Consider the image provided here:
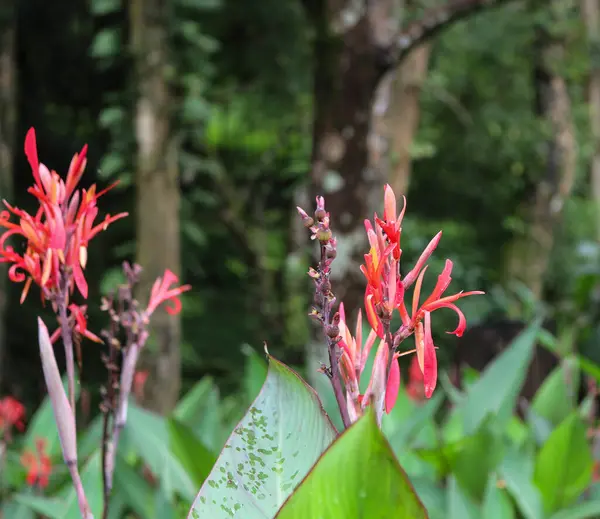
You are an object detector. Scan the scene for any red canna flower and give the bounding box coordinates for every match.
[0,396,26,433]
[0,128,127,304]
[144,269,192,318]
[21,437,52,489]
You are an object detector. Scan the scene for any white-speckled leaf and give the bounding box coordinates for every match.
[187,356,337,519]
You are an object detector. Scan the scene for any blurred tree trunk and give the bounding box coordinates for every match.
[505,3,577,299]
[582,0,600,240]
[130,0,182,414]
[371,42,431,196]
[0,0,15,393]
[297,0,514,379]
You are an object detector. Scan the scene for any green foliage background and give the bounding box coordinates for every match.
[2,0,599,450]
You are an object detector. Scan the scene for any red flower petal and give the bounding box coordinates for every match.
[423,311,438,398]
[24,128,41,190]
[385,356,401,414]
[364,292,384,339]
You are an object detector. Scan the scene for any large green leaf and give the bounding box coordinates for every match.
[461,319,541,435]
[499,445,543,519]
[482,475,515,519]
[275,408,427,519]
[383,390,444,450]
[411,478,445,519]
[187,356,337,519]
[549,501,600,519]
[0,501,35,519]
[450,420,504,501]
[174,376,225,452]
[531,357,579,426]
[534,413,593,514]
[447,476,479,519]
[168,418,216,486]
[122,403,197,502]
[12,496,62,519]
[114,456,156,519]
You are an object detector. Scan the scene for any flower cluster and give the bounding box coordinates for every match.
[358,186,483,406]
[0,128,127,322]
[20,437,52,489]
[300,185,483,426]
[0,396,26,435]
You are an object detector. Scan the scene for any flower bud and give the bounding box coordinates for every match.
[296,207,314,227]
[314,208,327,222]
[316,228,332,242]
[326,324,340,338]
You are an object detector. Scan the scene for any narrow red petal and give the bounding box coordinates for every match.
[365,292,384,339]
[422,259,453,307]
[72,262,88,299]
[24,128,41,189]
[423,311,438,398]
[402,231,442,288]
[385,356,401,414]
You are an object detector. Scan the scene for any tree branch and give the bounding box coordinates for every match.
[381,0,518,71]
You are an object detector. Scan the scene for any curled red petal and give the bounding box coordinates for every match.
[165,296,183,315]
[436,302,468,337]
[8,264,26,283]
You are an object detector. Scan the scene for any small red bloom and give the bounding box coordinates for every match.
[144,269,191,318]
[0,396,26,433]
[21,437,52,489]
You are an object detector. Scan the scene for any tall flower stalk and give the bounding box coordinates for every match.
[99,263,190,519]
